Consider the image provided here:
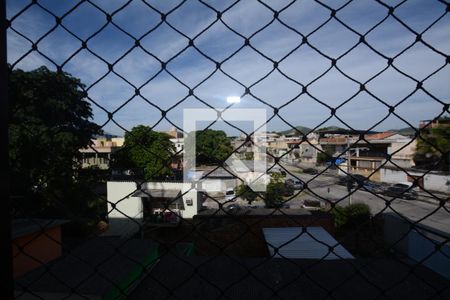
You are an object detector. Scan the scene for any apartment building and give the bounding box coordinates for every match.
[329,132,416,181]
[79,136,124,169]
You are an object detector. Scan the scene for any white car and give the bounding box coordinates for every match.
[225,189,237,201]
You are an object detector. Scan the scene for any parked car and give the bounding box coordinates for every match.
[384,185,418,200]
[275,202,290,209]
[226,203,241,213]
[283,183,294,196]
[362,182,383,194]
[279,203,290,209]
[266,201,290,209]
[225,188,237,201]
[337,174,367,186]
[393,183,418,191]
[302,199,321,210]
[303,168,319,175]
[287,179,304,190]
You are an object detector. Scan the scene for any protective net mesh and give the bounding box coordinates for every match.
[6,0,450,299]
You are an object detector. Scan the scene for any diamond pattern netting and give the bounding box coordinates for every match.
[6,0,450,299]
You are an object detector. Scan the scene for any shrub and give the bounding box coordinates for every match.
[332,203,371,231]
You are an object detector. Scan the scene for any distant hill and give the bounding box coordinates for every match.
[389,127,417,136]
[278,126,312,136]
[315,126,347,133]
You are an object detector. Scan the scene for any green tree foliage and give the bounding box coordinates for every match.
[244,152,254,161]
[9,66,102,217]
[185,129,233,165]
[331,203,371,231]
[414,119,450,170]
[316,145,334,165]
[235,183,258,204]
[264,173,285,208]
[111,125,175,180]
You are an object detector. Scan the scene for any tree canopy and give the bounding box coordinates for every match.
[264,173,285,208]
[235,183,258,204]
[9,66,102,216]
[414,119,450,170]
[111,125,175,180]
[184,129,233,166]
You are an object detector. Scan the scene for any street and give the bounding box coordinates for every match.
[203,167,450,236]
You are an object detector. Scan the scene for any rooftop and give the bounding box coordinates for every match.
[12,219,68,239]
[130,189,182,199]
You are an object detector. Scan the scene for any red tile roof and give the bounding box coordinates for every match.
[365,131,396,140]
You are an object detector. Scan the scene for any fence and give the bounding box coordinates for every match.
[4,0,450,299]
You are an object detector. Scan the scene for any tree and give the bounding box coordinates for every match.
[9,66,102,216]
[264,173,285,208]
[331,203,371,231]
[414,119,450,170]
[111,125,175,180]
[316,145,334,165]
[235,183,258,204]
[185,129,233,165]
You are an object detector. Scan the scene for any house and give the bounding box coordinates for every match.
[79,136,124,169]
[337,132,416,181]
[105,181,203,238]
[166,126,183,139]
[286,134,320,165]
[317,130,415,181]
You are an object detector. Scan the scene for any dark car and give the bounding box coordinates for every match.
[270,202,290,209]
[283,182,294,196]
[384,185,418,200]
[337,174,367,186]
[362,182,383,194]
[303,168,319,175]
[226,203,241,213]
[286,178,304,190]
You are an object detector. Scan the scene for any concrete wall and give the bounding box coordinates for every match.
[380,168,450,192]
[106,181,142,238]
[423,173,450,193]
[379,168,407,184]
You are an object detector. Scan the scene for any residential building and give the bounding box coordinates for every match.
[318,131,415,181]
[105,181,203,237]
[79,136,124,169]
[286,133,320,165]
[167,126,183,139]
[419,118,450,130]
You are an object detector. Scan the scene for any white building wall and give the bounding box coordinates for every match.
[379,168,408,184]
[424,174,450,193]
[106,181,202,237]
[106,181,141,238]
[380,168,450,192]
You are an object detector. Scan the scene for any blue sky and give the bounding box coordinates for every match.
[6,0,450,136]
